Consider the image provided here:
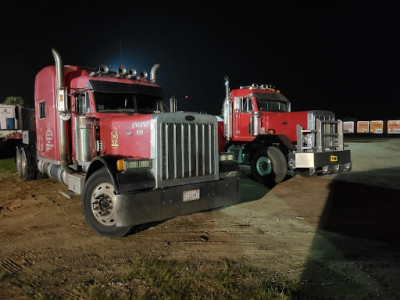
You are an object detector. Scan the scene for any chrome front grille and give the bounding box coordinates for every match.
[152,113,219,188]
[161,123,215,180]
[297,110,343,153]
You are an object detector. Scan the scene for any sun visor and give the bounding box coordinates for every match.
[88,80,164,98]
[253,92,289,102]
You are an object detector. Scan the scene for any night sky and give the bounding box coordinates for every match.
[1,2,399,120]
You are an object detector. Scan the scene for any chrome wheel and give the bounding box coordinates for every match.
[20,147,27,179]
[251,147,288,184]
[256,156,272,176]
[83,168,132,238]
[91,183,117,226]
[16,147,22,177]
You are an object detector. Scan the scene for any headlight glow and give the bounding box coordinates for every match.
[117,158,152,171]
[219,152,235,161]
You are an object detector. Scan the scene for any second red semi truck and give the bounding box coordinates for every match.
[16,50,240,238]
[221,76,351,184]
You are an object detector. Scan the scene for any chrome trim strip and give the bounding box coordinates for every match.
[173,123,177,179]
[181,124,185,178]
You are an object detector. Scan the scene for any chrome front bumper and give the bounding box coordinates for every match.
[289,150,351,174]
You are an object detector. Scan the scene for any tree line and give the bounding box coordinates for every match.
[2,96,24,107]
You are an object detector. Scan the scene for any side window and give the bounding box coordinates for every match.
[234,97,253,112]
[39,101,46,119]
[76,93,91,115]
[233,97,241,111]
[241,97,253,112]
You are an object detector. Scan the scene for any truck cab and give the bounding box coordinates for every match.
[229,85,300,142]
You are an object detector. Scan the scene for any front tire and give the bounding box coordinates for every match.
[251,146,288,184]
[82,168,132,238]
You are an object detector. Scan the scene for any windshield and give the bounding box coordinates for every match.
[256,99,289,112]
[253,92,290,112]
[94,92,163,114]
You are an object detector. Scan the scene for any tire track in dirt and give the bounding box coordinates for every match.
[1,258,22,273]
[0,256,42,292]
[0,239,86,300]
[1,238,40,258]
[0,205,22,216]
[0,237,44,291]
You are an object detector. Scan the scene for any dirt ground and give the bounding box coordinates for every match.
[1,137,400,299]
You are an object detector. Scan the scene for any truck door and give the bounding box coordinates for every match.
[233,96,254,141]
[36,99,59,161]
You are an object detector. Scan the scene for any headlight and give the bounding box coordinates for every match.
[219,152,235,161]
[117,158,152,171]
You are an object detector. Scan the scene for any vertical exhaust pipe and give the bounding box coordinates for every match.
[52,49,64,93]
[150,64,160,84]
[169,96,177,112]
[223,76,232,141]
[51,48,72,183]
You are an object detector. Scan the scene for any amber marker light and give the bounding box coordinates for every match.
[117,159,125,171]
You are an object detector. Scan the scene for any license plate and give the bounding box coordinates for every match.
[330,155,338,162]
[183,189,200,202]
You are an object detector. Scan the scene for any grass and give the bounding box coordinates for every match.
[0,270,9,281]
[0,158,16,181]
[77,258,299,300]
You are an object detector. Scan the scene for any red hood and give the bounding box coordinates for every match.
[262,111,309,142]
[99,114,153,158]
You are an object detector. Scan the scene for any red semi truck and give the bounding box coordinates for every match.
[221,77,351,184]
[16,49,240,238]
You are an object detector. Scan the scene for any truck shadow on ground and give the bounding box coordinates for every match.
[299,168,400,299]
[239,175,272,204]
[238,166,273,204]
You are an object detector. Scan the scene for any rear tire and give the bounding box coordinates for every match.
[82,168,132,238]
[251,146,288,184]
[20,146,37,180]
[16,146,23,178]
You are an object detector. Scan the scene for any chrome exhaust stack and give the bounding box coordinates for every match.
[52,49,64,100]
[51,48,72,183]
[150,64,160,84]
[223,76,232,141]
